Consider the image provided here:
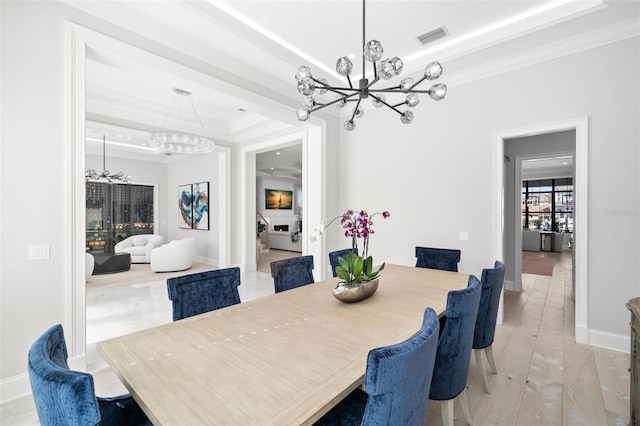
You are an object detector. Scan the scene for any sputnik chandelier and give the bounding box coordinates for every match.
[148,87,216,155]
[85,135,132,184]
[295,0,447,131]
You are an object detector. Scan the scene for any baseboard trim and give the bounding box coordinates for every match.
[195,256,218,267]
[504,279,521,291]
[0,373,31,406]
[1,352,88,405]
[588,328,630,354]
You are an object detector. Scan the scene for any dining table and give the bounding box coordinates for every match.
[97,263,469,425]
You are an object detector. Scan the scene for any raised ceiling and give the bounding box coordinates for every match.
[73,0,638,170]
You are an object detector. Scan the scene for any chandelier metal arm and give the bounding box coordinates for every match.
[370,88,433,94]
[366,76,381,90]
[350,98,363,122]
[369,94,404,116]
[408,75,428,91]
[311,78,355,96]
[309,92,359,113]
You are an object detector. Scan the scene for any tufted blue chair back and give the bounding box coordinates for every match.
[429,275,481,401]
[167,267,241,321]
[473,261,506,350]
[315,308,440,426]
[270,255,314,293]
[361,307,440,425]
[328,247,358,277]
[28,325,150,426]
[28,324,101,425]
[415,246,461,272]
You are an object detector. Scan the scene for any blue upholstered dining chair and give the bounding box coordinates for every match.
[473,260,506,394]
[270,255,314,293]
[315,307,440,426]
[167,267,241,321]
[328,248,358,278]
[415,246,461,272]
[429,275,482,426]
[28,324,150,426]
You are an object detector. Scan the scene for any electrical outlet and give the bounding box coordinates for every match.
[459,231,469,241]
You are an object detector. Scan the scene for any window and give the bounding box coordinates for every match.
[86,182,155,253]
[522,178,573,232]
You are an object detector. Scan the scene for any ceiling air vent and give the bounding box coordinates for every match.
[417,26,449,46]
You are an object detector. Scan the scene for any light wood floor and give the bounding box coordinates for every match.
[2,251,630,425]
[425,250,630,425]
[257,248,302,273]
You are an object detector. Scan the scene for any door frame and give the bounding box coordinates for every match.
[494,117,588,343]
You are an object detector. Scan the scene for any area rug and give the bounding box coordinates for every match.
[522,256,556,276]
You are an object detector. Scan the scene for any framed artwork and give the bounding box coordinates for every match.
[265,189,293,210]
[178,182,210,230]
[178,184,193,229]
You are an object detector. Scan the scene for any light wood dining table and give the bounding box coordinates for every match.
[97,263,469,425]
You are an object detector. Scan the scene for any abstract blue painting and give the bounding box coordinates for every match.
[178,182,210,230]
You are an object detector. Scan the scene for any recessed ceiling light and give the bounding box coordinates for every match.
[270,167,274,170]
[276,152,281,155]
[562,162,568,165]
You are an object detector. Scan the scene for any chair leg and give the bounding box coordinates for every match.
[440,399,454,426]
[475,349,490,394]
[485,345,497,375]
[458,388,473,425]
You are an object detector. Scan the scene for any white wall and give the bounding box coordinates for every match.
[336,37,639,345]
[86,154,168,237]
[1,0,73,389]
[166,153,220,264]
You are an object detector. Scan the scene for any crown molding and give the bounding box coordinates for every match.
[349,17,639,115]
[445,18,639,88]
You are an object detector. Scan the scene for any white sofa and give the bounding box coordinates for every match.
[115,234,164,263]
[150,238,196,272]
[85,253,95,281]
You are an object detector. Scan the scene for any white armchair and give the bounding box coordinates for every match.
[150,238,196,272]
[115,234,164,263]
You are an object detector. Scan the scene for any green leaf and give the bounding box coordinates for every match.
[363,256,373,275]
[335,266,350,282]
[352,256,364,283]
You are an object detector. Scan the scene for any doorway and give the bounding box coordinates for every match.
[68,24,326,365]
[495,117,588,343]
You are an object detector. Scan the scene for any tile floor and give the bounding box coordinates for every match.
[1,267,276,425]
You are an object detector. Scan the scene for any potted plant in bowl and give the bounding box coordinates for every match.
[312,209,390,302]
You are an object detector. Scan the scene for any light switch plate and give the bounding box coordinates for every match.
[459,231,470,241]
[29,245,50,260]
